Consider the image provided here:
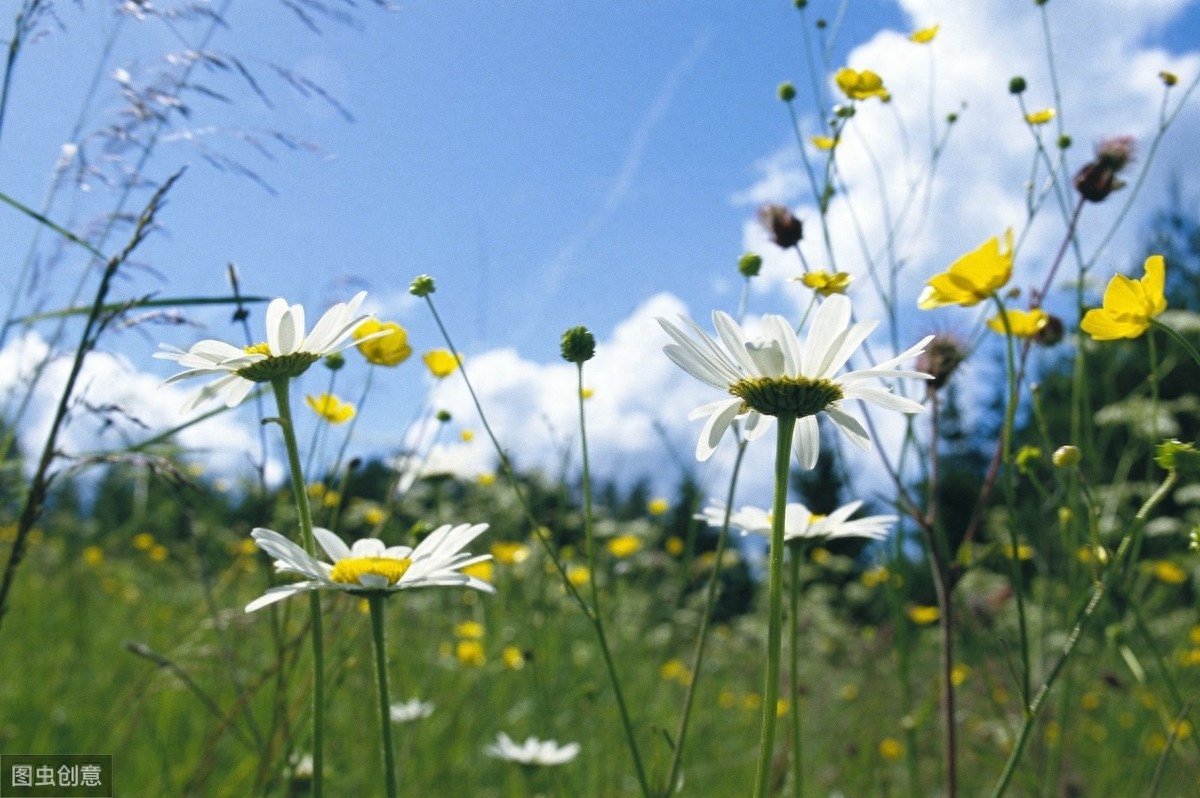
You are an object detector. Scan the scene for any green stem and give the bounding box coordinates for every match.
[788,545,803,798]
[576,363,652,798]
[1149,318,1200,371]
[753,413,797,798]
[368,595,398,798]
[270,377,325,798]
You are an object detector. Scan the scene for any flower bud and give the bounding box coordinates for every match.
[1035,314,1064,346]
[1052,445,1081,468]
[323,352,346,371]
[816,18,827,29]
[1160,71,1178,87]
[436,409,452,423]
[794,0,808,8]
[916,334,965,390]
[560,326,596,364]
[1074,135,1135,202]
[409,274,436,296]
[738,252,763,277]
[1008,76,1027,94]
[758,204,804,248]
[778,82,797,102]
[1057,134,1072,150]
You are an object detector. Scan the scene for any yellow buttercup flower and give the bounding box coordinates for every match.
[1080,255,1167,340]
[1025,108,1056,125]
[879,737,904,760]
[423,349,462,378]
[988,307,1048,337]
[810,135,837,150]
[502,646,526,670]
[306,393,356,424]
[354,319,413,366]
[455,639,485,667]
[491,541,530,565]
[454,620,485,639]
[795,270,853,296]
[907,605,940,625]
[909,24,939,44]
[1152,560,1188,585]
[647,497,670,516]
[606,535,642,558]
[835,68,889,101]
[918,229,1014,309]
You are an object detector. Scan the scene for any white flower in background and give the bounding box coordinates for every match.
[485,732,581,766]
[389,699,435,723]
[658,294,932,468]
[697,499,897,543]
[244,523,494,612]
[156,291,386,410]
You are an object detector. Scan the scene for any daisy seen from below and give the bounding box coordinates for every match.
[1080,255,1166,340]
[156,291,387,410]
[245,522,494,612]
[658,294,932,469]
[697,499,897,543]
[917,230,1013,309]
[486,732,581,766]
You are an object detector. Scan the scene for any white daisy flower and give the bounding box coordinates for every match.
[697,499,897,543]
[156,291,388,410]
[485,732,581,766]
[389,698,435,723]
[245,523,494,612]
[658,294,933,468]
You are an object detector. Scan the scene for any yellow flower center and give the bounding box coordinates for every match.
[329,556,412,587]
[730,376,844,418]
[244,342,272,356]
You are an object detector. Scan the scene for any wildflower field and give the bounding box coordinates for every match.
[3,2,1200,797]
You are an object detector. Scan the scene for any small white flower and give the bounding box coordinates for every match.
[658,294,932,468]
[697,499,897,543]
[156,291,387,410]
[244,523,494,612]
[485,732,580,766]
[389,698,435,723]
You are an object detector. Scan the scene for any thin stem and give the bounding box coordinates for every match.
[753,413,797,798]
[576,363,652,798]
[788,546,804,798]
[269,377,325,798]
[1149,318,1200,371]
[368,595,398,798]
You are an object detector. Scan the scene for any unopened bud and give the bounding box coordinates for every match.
[1035,314,1064,346]
[1052,445,1081,468]
[1159,71,1178,87]
[758,204,804,248]
[324,352,345,371]
[436,409,452,423]
[1009,76,1027,94]
[409,275,436,297]
[1057,134,1072,150]
[738,253,763,277]
[778,82,797,102]
[560,326,596,364]
[1074,136,1135,202]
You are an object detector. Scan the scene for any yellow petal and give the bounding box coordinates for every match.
[1025,108,1056,125]
[810,135,837,150]
[909,24,939,44]
[1141,255,1167,315]
[1081,308,1144,340]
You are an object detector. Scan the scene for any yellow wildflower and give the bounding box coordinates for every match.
[950,664,972,686]
[810,135,837,150]
[1081,692,1101,711]
[455,640,485,667]
[909,24,938,44]
[322,490,341,508]
[82,546,104,568]
[132,532,155,551]
[491,541,530,565]
[660,659,687,682]
[718,690,737,709]
[1004,543,1035,561]
[606,535,642,558]
[502,646,526,670]
[861,566,889,588]
[879,738,904,760]
[776,699,789,717]
[795,270,853,296]
[665,537,685,556]
[1152,560,1188,585]
[363,507,386,527]
[1080,255,1167,340]
[149,544,169,562]
[987,308,1048,337]
[835,67,889,101]
[353,319,413,366]
[580,387,595,399]
[1025,108,1056,125]
[741,693,763,711]
[423,349,462,378]
[454,620,485,639]
[647,497,670,516]
[460,429,474,442]
[462,560,494,583]
[907,605,940,625]
[476,473,496,487]
[918,229,1013,309]
[566,564,590,587]
[306,392,356,424]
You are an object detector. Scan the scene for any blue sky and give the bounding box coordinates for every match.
[3,0,1200,506]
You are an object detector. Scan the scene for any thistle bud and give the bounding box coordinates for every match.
[409,274,436,297]
[778,82,797,102]
[916,334,965,390]
[738,252,763,277]
[758,204,804,248]
[1073,135,1135,203]
[560,326,596,364]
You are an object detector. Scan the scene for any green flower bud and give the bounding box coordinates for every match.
[324,352,346,371]
[738,252,763,277]
[815,18,827,29]
[436,409,452,423]
[409,275,436,297]
[560,325,596,364]
[1051,445,1081,468]
[946,112,959,124]
[794,0,808,8]
[1057,134,1072,150]
[1009,76,1027,95]
[778,82,797,102]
